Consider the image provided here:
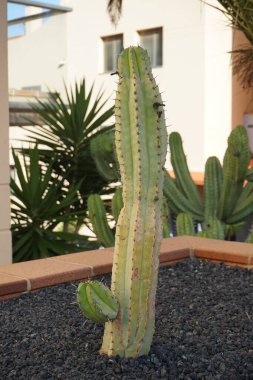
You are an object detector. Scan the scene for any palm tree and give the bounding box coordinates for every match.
[209,1,253,89]
[107,0,122,25]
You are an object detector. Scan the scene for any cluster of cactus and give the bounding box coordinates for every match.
[163,126,253,240]
[78,46,167,357]
[175,213,224,239]
[89,126,253,243]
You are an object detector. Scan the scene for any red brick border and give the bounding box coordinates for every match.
[0,236,252,300]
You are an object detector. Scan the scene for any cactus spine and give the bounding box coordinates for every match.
[100,47,167,357]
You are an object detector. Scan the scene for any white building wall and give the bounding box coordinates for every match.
[62,0,232,171]
[203,0,232,164]
[8,14,68,95]
[8,0,232,171]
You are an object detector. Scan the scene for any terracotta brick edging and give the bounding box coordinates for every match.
[0,236,253,301]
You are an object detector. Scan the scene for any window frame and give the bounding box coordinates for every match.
[101,33,124,74]
[137,27,163,68]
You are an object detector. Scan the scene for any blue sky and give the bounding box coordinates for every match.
[8,0,59,37]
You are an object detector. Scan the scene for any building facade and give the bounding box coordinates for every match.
[9,0,250,172]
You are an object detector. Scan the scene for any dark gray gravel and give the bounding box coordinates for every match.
[1,259,253,379]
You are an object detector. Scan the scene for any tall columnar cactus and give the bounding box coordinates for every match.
[176,213,195,236]
[78,46,167,358]
[218,125,250,220]
[203,157,222,222]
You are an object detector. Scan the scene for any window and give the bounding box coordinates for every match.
[138,28,163,67]
[102,34,123,73]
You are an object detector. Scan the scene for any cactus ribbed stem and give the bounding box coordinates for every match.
[163,171,203,221]
[218,126,250,220]
[204,157,222,222]
[100,47,167,357]
[176,213,195,236]
[88,194,115,247]
[162,196,171,238]
[169,132,203,213]
[112,187,123,223]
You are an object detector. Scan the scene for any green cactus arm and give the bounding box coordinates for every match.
[227,125,250,182]
[169,132,203,212]
[236,182,253,204]
[88,194,115,247]
[218,126,250,220]
[77,281,119,323]
[162,196,171,238]
[101,47,167,357]
[90,130,119,181]
[176,213,195,236]
[204,156,222,222]
[163,170,204,221]
[226,191,253,224]
[111,187,123,223]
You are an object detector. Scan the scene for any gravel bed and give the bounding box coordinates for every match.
[1,259,253,379]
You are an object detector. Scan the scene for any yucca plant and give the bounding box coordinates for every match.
[22,79,115,233]
[11,147,98,262]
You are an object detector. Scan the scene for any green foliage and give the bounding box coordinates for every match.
[88,194,115,247]
[11,147,96,262]
[111,187,123,223]
[169,132,203,213]
[90,129,119,182]
[211,1,253,89]
[25,79,115,215]
[164,126,253,240]
[87,188,123,247]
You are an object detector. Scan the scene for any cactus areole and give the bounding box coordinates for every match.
[78,46,167,357]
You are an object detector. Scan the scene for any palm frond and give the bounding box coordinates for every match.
[107,0,122,25]
[11,146,95,262]
[204,0,253,88]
